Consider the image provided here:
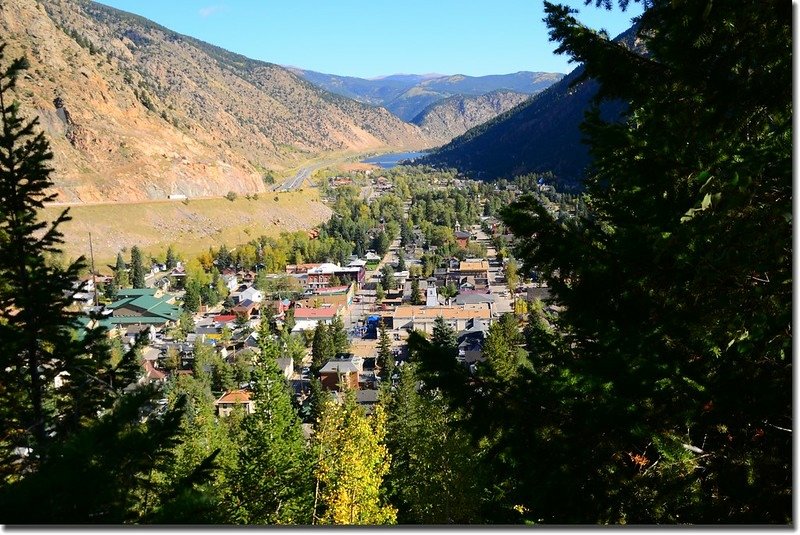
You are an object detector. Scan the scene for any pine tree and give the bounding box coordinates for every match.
[409,277,422,305]
[396,249,406,272]
[504,258,519,294]
[165,245,177,270]
[0,46,211,522]
[227,332,313,524]
[113,251,128,289]
[418,0,791,523]
[430,317,457,356]
[400,220,412,248]
[328,315,349,355]
[307,376,331,425]
[375,282,385,303]
[155,363,238,524]
[479,313,527,382]
[283,307,296,334]
[216,244,232,268]
[380,265,395,292]
[384,363,487,523]
[311,323,334,371]
[183,278,201,314]
[376,321,393,380]
[373,231,390,256]
[130,245,146,288]
[0,46,113,463]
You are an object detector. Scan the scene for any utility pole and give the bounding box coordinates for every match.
[88,232,98,306]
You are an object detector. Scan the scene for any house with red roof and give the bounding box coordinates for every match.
[213,314,238,327]
[214,389,255,417]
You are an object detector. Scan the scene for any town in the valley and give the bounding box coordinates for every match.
[70,166,579,422]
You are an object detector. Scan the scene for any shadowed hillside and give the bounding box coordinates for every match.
[420,27,642,189]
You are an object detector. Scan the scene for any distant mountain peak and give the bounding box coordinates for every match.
[295,69,564,125]
[368,72,445,81]
[419,25,643,189]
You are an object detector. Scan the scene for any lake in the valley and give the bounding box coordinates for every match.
[360,151,425,169]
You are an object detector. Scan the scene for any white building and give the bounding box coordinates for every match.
[426,285,439,307]
[238,286,263,303]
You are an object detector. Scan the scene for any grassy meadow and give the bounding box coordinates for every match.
[42,190,333,270]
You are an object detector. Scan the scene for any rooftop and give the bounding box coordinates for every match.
[460,260,489,272]
[319,360,359,374]
[108,288,180,322]
[392,305,492,321]
[455,293,497,305]
[215,389,252,404]
[293,307,340,319]
[297,293,350,309]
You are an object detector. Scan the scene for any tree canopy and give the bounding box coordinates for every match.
[416,0,791,524]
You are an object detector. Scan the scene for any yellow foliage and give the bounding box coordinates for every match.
[314,397,396,525]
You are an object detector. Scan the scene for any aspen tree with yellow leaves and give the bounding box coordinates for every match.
[312,393,396,525]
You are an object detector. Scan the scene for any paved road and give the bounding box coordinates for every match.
[274,166,313,192]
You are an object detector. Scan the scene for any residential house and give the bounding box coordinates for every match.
[319,356,360,391]
[236,270,258,284]
[212,314,238,328]
[238,286,263,304]
[231,299,260,317]
[276,357,294,380]
[124,324,157,345]
[141,359,167,384]
[222,273,238,293]
[291,306,341,333]
[459,259,490,289]
[214,389,255,417]
[455,230,471,248]
[364,251,382,263]
[355,389,379,415]
[169,263,187,287]
[70,275,96,306]
[457,318,491,365]
[347,258,367,270]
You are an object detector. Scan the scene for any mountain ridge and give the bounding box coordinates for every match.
[410,90,532,141]
[292,68,564,122]
[419,26,643,189]
[0,0,435,202]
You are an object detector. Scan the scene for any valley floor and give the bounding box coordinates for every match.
[41,190,333,268]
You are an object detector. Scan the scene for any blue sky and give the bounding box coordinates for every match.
[94,0,644,78]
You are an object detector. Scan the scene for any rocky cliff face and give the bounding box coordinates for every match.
[411,90,531,140]
[0,0,433,202]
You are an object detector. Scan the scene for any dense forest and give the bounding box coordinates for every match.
[415,0,791,523]
[0,0,791,525]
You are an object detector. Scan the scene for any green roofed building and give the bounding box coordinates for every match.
[106,288,181,329]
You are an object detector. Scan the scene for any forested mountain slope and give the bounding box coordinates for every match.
[420,27,640,189]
